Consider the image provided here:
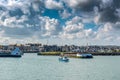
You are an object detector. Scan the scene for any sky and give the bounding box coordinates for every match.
[0,0,120,45]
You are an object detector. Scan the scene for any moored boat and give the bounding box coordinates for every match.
[76,53,93,58]
[0,47,23,57]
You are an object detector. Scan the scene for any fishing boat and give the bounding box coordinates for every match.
[59,56,69,62]
[59,52,69,62]
[0,47,23,57]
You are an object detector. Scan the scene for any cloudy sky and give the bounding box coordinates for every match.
[0,0,120,45]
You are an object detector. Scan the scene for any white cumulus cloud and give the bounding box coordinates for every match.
[45,0,63,9]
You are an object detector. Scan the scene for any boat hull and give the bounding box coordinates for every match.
[77,56,93,58]
[0,47,22,58]
[0,54,21,57]
[59,57,69,62]
[76,53,93,58]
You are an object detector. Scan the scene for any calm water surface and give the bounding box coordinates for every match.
[0,54,120,80]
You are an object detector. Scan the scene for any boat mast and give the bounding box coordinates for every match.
[85,36,89,53]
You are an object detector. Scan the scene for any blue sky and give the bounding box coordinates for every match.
[0,0,120,45]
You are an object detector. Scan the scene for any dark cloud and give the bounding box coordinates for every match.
[9,8,24,17]
[76,0,101,12]
[113,0,120,8]
[68,0,120,23]
[98,0,120,23]
[0,5,6,11]
[99,7,119,23]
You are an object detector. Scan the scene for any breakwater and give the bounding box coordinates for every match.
[37,52,61,56]
[37,52,120,58]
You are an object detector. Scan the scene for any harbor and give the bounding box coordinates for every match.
[0,0,120,80]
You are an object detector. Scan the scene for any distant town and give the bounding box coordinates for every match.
[0,43,120,53]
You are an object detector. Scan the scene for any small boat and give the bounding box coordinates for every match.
[0,47,23,57]
[59,56,69,62]
[76,53,93,58]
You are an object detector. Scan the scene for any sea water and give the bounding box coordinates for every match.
[0,54,120,80]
